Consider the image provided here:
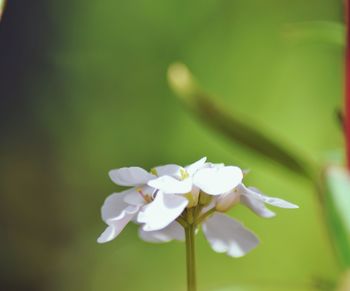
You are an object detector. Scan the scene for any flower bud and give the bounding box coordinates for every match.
[199,192,212,206]
[215,190,240,212]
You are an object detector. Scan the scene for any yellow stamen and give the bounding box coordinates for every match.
[150,168,158,176]
[180,168,189,180]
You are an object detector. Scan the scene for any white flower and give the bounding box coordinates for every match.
[215,183,299,215]
[98,158,299,259]
[148,157,244,196]
[97,165,188,243]
[202,182,298,257]
[146,161,298,257]
[199,182,298,257]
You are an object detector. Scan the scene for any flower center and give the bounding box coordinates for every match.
[150,168,158,176]
[137,188,153,203]
[180,168,189,180]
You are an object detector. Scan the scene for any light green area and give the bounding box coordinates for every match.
[3,0,346,290]
[324,167,350,268]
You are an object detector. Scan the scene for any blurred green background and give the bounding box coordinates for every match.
[0,1,346,290]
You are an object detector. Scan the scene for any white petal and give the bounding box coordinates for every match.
[193,166,243,195]
[101,190,130,222]
[137,192,188,231]
[148,175,192,194]
[240,195,276,218]
[97,205,139,243]
[123,190,145,206]
[185,157,207,176]
[138,221,185,243]
[109,167,155,186]
[237,184,299,209]
[202,213,259,257]
[153,164,183,177]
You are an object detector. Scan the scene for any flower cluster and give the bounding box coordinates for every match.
[97,157,298,257]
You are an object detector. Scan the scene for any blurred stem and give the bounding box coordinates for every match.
[345,0,350,169]
[185,217,196,291]
[167,63,317,181]
[320,166,350,269]
[183,205,215,291]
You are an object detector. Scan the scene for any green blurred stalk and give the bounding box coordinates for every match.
[323,166,350,269]
[345,0,350,169]
[167,63,316,181]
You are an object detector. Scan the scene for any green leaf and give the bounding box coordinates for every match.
[167,63,315,179]
[323,166,350,268]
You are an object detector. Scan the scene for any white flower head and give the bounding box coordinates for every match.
[98,157,299,259]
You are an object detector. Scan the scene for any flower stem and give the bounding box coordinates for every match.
[345,0,350,170]
[185,217,197,291]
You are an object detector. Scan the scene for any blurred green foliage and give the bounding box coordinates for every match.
[167,62,316,179]
[0,0,346,290]
[324,167,350,268]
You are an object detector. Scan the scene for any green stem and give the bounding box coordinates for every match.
[185,224,196,291]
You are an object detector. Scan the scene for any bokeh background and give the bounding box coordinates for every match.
[0,1,346,290]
